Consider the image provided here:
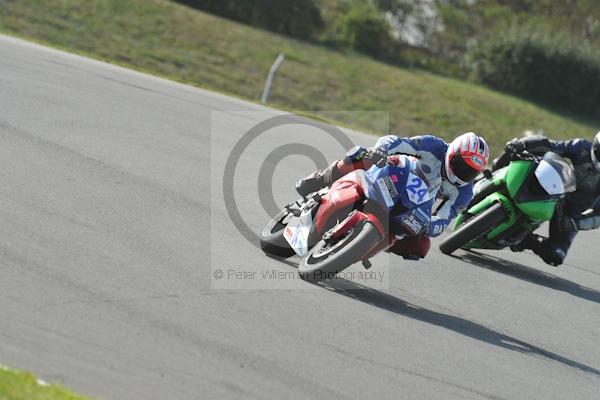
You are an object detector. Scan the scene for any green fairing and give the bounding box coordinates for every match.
[453,160,558,250]
[517,200,557,221]
[492,165,508,184]
[505,160,532,199]
[505,160,558,221]
[453,212,465,227]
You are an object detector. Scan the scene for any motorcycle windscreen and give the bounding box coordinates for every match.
[534,152,576,196]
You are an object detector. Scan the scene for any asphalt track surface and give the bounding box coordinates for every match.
[1,34,599,400]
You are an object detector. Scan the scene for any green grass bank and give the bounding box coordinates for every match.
[0,365,89,400]
[0,0,597,151]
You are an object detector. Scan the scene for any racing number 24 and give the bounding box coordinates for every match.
[406,176,427,203]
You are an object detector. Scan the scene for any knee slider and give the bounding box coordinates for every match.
[539,240,567,266]
[389,234,430,259]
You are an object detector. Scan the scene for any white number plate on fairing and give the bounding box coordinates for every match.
[406,172,430,205]
[283,209,313,256]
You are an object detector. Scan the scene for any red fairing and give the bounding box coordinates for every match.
[314,170,386,239]
[314,171,365,236]
[329,211,386,240]
[330,211,367,239]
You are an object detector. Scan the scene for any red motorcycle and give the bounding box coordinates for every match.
[260,156,434,282]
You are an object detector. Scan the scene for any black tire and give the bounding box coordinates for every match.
[298,221,382,282]
[260,201,302,258]
[439,202,507,255]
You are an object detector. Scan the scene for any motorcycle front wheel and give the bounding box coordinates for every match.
[298,221,382,282]
[260,200,303,258]
[439,202,507,255]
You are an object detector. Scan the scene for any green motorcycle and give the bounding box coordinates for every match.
[439,151,576,255]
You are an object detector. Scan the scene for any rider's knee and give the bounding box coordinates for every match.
[389,234,430,259]
[538,240,567,266]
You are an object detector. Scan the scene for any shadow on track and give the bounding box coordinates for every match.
[266,252,600,376]
[454,250,600,305]
[317,278,600,377]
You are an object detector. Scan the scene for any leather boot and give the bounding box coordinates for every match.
[295,161,343,197]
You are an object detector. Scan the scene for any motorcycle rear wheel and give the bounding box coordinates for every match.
[298,221,382,282]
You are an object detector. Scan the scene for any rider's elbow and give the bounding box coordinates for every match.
[427,222,447,237]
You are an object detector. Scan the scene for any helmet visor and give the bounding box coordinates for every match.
[594,141,600,168]
[449,155,479,183]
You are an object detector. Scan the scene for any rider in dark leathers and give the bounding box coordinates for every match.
[492,132,600,266]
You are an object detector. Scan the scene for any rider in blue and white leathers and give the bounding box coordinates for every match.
[296,132,490,259]
[374,135,473,237]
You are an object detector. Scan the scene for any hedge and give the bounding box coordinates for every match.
[471,32,600,117]
[174,0,324,39]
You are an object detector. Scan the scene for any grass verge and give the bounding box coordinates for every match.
[0,0,598,151]
[0,365,89,400]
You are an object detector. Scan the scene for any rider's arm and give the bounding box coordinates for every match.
[510,136,588,162]
[427,183,473,237]
[375,135,446,159]
[510,135,555,155]
[548,138,592,163]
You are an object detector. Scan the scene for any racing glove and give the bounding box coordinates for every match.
[343,146,369,164]
[505,138,526,155]
[366,147,388,168]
